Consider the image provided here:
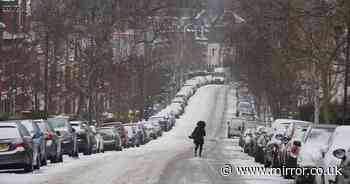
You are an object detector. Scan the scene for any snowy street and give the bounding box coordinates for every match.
[0,85,291,184]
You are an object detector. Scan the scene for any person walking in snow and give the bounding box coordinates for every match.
[189,121,206,157]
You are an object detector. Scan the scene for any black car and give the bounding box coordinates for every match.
[34,119,63,163]
[0,121,36,172]
[47,117,79,157]
[97,127,122,151]
[70,121,95,155]
[21,120,46,168]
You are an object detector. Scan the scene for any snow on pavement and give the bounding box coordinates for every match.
[0,85,224,184]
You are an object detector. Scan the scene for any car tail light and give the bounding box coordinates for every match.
[290,145,300,158]
[46,132,54,140]
[10,142,25,151]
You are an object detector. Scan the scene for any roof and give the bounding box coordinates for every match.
[0,121,18,127]
[272,119,311,125]
[312,124,337,129]
[335,126,350,133]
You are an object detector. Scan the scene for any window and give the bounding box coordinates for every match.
[0,126,21,139]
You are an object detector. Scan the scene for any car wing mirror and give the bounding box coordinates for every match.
[282,137,289,144]
[320,145,328,158]
[56,131,61,136]
[333,148,346,160]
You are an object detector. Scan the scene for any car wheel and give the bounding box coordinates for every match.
[24,163,34,172]
[58,153,63,162]
[243,145,249,153]
[117,146,123,151]
[263,157,270,168]
[336,175,344,184]
[271,155,280,168]
[34,155,41,170]
[41,156,47,166]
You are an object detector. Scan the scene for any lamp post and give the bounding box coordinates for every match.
[179,23,194,87]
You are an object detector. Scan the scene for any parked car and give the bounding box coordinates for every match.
[238,120,263,147]
[213,76,225,84]
[314,126,350,184]
[102,122,128,148]
[280,124,309,178]
[254,128,269,163]
[34,119,63,163]
[21,120,46,168]
[271,119,308,131]
[264,129,285,168]
[332,148,350,184]
[237,102,254,117]
[97,127,122,151]
[0,121,36,172]
[143,122,157,140]
[47,117,79,157]
[250,126,265,157]
[295,124,337,184]
[133,122,146,145]
[227,118,244,138]
[149,116,171,132]
[90,125,104,153]
[243,128,255,154]
[70,121,94,155]
[151,120,162,137]
[169,103,184,118]
[172,97,187,109]
[124,124,140,147]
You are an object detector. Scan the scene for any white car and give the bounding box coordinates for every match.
[172,97,187,108]
[271,119,308,132]
[314,126,350,184]
[296,124,337,184]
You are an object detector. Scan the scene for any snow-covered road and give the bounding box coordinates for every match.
[0,85,293,184]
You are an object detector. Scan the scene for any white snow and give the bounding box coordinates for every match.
[0,85,224,184]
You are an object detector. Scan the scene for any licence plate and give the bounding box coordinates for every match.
[0,144,9,152]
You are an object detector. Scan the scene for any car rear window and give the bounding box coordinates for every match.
[0,126,21,139]
[21,121,35,134]
[36,122,48,132]
[306,128,333,143]
[48,118,68,131]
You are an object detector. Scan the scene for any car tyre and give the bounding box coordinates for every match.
[41,156,47,166]
[24,163,34,172]
[34,156,41,170]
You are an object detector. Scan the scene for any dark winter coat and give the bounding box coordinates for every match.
[191,126,206,145]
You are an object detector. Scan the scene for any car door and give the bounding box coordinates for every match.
[18,123,34,158]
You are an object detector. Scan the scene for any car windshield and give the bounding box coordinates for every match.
[239,103,251,109]
[306,128,334,144]
[0,126,21,139]
[70,122,83,132]
[36,122,47,132]
[293,128,308,140]
[48,118,68,131]
[21,120,35,134]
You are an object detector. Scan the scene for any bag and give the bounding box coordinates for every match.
[188,135,194,139]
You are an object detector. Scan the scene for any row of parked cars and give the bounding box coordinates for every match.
[0,73,223,173]
[235,118,350,184]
